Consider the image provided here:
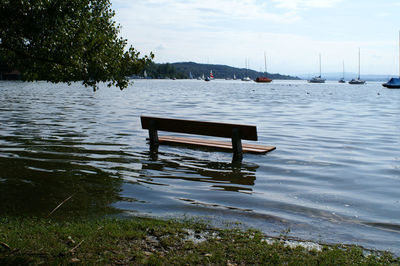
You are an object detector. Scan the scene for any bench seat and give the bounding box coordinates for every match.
[158,136,276,154]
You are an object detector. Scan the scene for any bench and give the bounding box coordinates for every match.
[140,116,275,161]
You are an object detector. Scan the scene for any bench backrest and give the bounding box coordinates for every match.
[141,116,258,141]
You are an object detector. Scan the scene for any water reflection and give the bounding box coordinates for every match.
[140,150,258,193]
[1,80,400,254]
[0,135,123,218]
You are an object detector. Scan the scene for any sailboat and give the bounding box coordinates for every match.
[349,48,366,84]
[255,52,272,83]
[205,70,213,81]
[383,31,400,89]
[308,54,326,83]
[338,61,345,83]
[242,58,252,81]
[209,70,214,80]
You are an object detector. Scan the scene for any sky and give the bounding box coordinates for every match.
[111,0,400,76]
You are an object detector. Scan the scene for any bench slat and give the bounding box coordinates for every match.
[158,136,275,154]
[141,116,258,141]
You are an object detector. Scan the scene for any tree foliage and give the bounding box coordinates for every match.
[145,62,188,79]
[0,0,153,90]
[170,62,300,80]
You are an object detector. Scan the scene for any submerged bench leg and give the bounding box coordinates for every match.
[148,120,159,152]
[232,128,243,162]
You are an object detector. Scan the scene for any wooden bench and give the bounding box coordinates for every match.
[140,116,275,161]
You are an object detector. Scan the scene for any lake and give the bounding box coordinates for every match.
[0,79,399,254]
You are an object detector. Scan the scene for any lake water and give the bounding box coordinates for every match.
[0,79,399,254]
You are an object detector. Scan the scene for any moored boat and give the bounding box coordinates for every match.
[382,31,400,89]
[348,78,365,85]
[255,52,272,83]
[382,77,400,88]
[242,58,252,81]
[338,61,345,83]
[255,77,272,82]
[308,54,325,83]
[349,48,365,85]
[309,76,326,83]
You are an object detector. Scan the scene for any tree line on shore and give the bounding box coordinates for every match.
[136,62,299,80]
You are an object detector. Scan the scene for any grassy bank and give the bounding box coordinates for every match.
[0,216,398,265]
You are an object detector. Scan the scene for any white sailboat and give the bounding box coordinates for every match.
[338,60,345,83]
[308,54,326,83]
[349,48,366,85]
[242,58,252,81]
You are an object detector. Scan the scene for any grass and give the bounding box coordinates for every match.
[0,216,398,265]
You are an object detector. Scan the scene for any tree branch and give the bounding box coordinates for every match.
[0,42,66,66]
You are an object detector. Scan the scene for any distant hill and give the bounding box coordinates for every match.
[171,62,300,80]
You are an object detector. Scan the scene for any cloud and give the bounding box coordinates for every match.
[114,0,301,30]
[112,0,303,56]
[155,44,167,51]
[111,0,398,75]
[272,0,344,10]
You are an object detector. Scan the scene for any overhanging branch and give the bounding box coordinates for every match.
[0,42,67,66]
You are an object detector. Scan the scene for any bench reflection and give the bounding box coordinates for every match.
[140,151,259,193]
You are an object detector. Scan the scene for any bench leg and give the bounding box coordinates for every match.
[148,120,159,151]
[231,128,243,162]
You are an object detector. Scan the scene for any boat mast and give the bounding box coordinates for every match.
[319,53,322,78]
[358,48,361,80]
[342,60,345,79]
[245,58,248,77]
[264,51,267,75]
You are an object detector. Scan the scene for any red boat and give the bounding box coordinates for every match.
[255,77,272,83]
[255,52,272,83]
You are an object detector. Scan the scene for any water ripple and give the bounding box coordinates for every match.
[1,80,400,254]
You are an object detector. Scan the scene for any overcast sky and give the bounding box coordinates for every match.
[112,0,400,76]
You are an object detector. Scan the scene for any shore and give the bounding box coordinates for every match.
[0,216,398,265]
